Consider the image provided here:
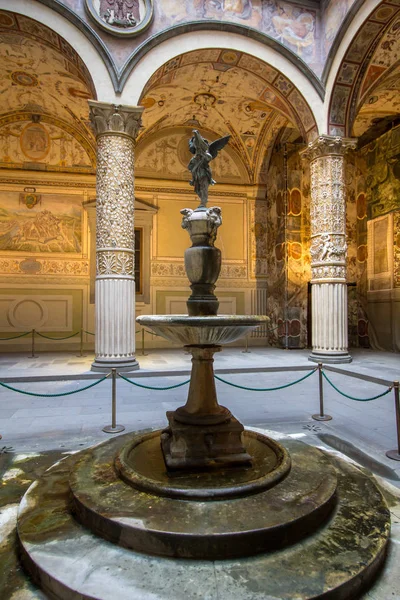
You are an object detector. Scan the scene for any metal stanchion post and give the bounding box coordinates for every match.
[29,328,38,359]
[386,381,400,461]
[141,328,148,356]
[77,328,85,357]
[312,363,332,421]
[103,369,125,434]
[242,334,251,353]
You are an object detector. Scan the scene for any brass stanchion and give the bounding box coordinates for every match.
[386,381,400,461]
[28,329,38,359]
[312,363,332,421]
[241,334,251,353]
[103,369,125,434]
[141,328,148,356]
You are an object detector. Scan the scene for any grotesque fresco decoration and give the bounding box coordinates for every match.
[0,11,96,171]
[138,49,317,184]
[136,130,244,183]
[360,124,400,219]
[0,120,93,171]
[0,193,82,253]
[329,6,400,137]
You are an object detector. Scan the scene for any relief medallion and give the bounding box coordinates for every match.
[85,0,153,36]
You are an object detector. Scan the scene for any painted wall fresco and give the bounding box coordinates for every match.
[360,124,400,220]
[322,0,357,61]
[60,0,324,75]
[343,154,369,347]
[265,144,310,349]
[0,120,93,171]
[0,192,83,253]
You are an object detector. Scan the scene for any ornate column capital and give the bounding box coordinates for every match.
[88,100,144,139]
[300,135,357,162]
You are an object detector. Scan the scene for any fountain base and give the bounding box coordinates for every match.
[17,429,390,599]
[161,412,252,470]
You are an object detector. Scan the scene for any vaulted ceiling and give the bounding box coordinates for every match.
[138,49,317,184]
[0,10,96,172]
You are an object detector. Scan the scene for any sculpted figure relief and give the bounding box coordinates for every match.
[188,130,230,208]
[100,0,140,26]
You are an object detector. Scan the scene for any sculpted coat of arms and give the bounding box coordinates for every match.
[85,0,153,36]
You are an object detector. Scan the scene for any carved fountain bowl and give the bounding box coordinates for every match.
[136,315,269,346]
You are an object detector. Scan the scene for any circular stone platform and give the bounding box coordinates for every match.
[17,431,391,600]
[70,431,337,559]
[115,429,292,499]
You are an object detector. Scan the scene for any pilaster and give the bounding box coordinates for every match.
[89,101,144,372]
[301,135,356,363]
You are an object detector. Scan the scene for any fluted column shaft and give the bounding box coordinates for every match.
[301,135,356,364]
[89,101,144,372]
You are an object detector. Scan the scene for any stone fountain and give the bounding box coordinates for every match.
[16,131,391,600]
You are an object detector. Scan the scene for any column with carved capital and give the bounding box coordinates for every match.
[301,135,356,364]
[89,101,143,372]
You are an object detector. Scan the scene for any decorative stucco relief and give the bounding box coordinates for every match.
[0,257,89,276]
[89,102,143,278]
[301,136,356,281]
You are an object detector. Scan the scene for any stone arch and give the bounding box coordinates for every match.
[135,47,320,186]
[3,0,114,102]
[326,0,400,137]
[121,31,324,136]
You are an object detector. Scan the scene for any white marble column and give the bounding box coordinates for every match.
[301,135,356,364]
[89,101,144,372]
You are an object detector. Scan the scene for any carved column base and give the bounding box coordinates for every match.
[91,277,139,372]
[309,282,352,364]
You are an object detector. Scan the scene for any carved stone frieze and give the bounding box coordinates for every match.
[97,250,134,276]
[88,101,143,138]
[301,135,357,163]
[312,265,346,280]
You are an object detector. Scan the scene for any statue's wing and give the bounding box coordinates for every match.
[208,135,230,159]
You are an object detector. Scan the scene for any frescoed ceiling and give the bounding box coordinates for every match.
[138,49,317,184]
[0,10,96,171]
[328,2,400,138]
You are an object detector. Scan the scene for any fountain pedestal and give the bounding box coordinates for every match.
[161,345,251,469]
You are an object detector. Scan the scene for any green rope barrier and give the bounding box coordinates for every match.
[118,372,190,390]
[144,329,161,337]
[35,331,80,340]
[0,331,30,340]
[83,330,95,336]
[214,368,317,391]
[322,371,393,402]
[0,375,109,398]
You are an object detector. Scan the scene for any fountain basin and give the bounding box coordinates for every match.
[136,314,269,346]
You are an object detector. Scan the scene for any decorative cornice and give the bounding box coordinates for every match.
[300,135,357,162]
[88,101,144,139]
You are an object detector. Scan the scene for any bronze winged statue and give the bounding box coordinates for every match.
[188,130,230,208]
